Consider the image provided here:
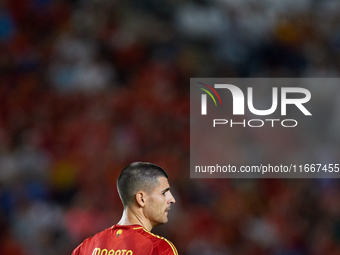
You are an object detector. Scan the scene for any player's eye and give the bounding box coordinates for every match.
[162,188,170,196]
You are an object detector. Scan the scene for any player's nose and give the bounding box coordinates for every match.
[169,191,175,204]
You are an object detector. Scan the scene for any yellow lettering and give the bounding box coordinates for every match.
[93,248,101,255]
[92,248,132,255]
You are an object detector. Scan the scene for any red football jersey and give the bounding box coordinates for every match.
[72,225,178,255]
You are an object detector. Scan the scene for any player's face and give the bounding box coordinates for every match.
[145,176,176,227]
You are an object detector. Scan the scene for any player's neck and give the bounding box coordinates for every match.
[118,207,153,232]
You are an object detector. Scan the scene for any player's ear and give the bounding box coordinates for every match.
[135,191,146,207]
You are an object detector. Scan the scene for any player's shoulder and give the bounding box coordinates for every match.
[72,227,114,254]
[133,227,178,255]
[85,227,114,242]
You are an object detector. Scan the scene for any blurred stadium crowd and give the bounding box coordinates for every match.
[1,0,340,254]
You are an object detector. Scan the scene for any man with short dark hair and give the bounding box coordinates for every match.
[72,162,178,255]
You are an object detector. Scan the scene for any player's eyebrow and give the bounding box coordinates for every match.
[161,187,170,194]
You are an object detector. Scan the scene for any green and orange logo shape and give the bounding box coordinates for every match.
[196,82,222,106]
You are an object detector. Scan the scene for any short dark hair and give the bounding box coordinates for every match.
[117,162,168,207]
